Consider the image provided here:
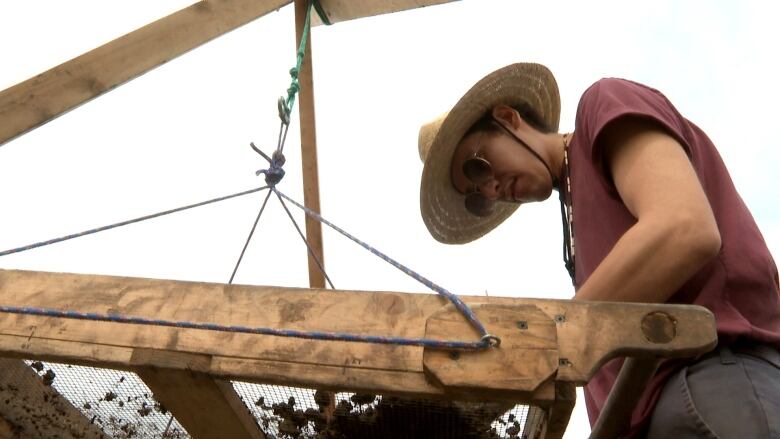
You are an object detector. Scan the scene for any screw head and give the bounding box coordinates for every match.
[516,321,528,330]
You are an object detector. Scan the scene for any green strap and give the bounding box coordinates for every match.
[280,0,328,125]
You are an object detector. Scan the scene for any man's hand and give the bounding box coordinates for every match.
[574,117,721,303]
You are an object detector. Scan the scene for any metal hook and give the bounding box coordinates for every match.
[250,142,273,164]
[277,96,291,125]
[251,143,286,187]
[481,334,501,348]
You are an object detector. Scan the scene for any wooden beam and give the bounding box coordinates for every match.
[588,358,661,439]
[133,350,265,439]
[0,358,106,439]
[0,269,716,403]
[314,0,458,25]
[294,0,326,289]
[541,382,576,439]
[0,0,291,147]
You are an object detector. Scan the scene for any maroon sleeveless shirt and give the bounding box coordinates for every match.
[568,78,780,437]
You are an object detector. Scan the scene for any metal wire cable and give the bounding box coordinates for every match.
[228,189,274,284]
[0,185,497,350]
[274,190,334,289]
[0,186,270,258]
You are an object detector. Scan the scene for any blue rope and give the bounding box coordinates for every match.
[0,304,490,351]
[0,186,270,258]
[273,189,499,348]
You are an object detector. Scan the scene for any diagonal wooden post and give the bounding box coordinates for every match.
[0,0,291,148]
[294,0,326,289]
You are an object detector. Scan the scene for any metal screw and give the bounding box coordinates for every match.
[559,358,570,366]
[449,351,460,361]
[554,314,566,324]
[516,320,528,330]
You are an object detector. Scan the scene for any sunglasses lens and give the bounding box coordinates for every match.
[465,193,496,217]
[463,157,492,184]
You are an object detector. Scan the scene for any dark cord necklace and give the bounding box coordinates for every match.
[560,133,576,284]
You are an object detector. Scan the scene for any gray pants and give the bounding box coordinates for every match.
[646,343,780,438]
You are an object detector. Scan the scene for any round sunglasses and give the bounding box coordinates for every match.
[462,153,496,217]
[460,119,554,217]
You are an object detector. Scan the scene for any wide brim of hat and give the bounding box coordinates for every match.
[420,63,560,244]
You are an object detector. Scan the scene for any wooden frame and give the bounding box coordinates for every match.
[0,0,291,147]
[0,0,718,436]
[0,268,717,438]
[313,0,457,25]
[0,0,458,148]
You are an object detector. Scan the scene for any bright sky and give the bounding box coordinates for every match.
[1,1,778,437]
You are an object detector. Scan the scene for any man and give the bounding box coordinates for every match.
[417,63,780,437]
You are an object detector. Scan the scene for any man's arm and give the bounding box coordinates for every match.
[573,117,721,303]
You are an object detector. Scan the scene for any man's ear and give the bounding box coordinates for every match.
[491,105,522,130]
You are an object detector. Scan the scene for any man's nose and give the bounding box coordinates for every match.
[478,178,502,200]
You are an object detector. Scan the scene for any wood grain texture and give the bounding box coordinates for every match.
[314,0,457,24]
[0,0,290,147]
[541,382,576,439]
[424,304,558,395]
[0,269,717,403]
[133,350,265,439]
[294,0,326,290]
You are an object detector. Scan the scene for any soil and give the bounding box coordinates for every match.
[260,392,513,439]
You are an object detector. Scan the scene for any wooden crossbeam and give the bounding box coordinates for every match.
[0,0,291,147]
[314,0,458,24]
[133,351,265,439]
[0,268,718,438]
[0,269,716,398]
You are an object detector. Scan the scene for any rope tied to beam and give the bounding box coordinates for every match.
[0,0,500,351]
[0,184,500,350]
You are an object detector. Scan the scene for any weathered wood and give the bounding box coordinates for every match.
[133,350,265,439]
[0,269,717,405]
[314,0,457,24]
[0,358,106,439]
[522,406,547,439]
[424,304,558,395]
[0,0,291,147]
[538,300,716,384]
[588,357,661,439]
[541,382,576,439]
[294,0,326,290]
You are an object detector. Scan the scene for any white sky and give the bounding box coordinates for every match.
[1,1,779,437]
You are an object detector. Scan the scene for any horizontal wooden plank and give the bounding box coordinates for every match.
[0,268,717,400]
[0,0,291,147]
[314,0,457,24]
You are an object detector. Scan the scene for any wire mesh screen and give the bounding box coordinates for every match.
[20,359,189,438]
[232,381,545,439]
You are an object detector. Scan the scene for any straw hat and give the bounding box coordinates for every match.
[418,63,560,244]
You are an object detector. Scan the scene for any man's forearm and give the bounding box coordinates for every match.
[573,215,720,303]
